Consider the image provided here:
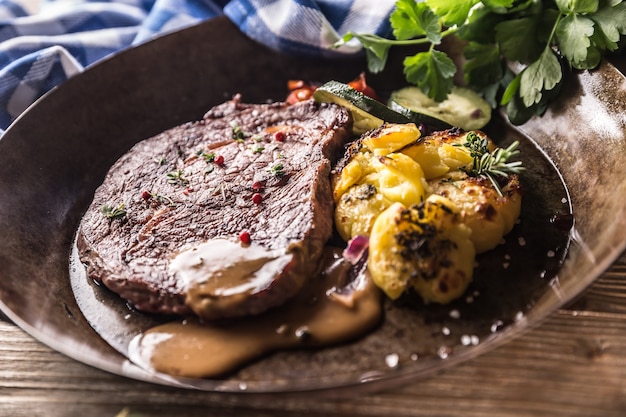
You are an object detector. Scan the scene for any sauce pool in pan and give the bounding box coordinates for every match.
[127,248,381,378]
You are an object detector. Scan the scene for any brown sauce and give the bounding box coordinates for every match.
[128,248,382,378]
[169,239,293,318]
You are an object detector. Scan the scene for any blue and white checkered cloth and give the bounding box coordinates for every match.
[0,0,396,132]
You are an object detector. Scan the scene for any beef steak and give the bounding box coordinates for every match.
[77,97,352,320]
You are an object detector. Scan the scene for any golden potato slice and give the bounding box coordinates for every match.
[334,183,389,242]
[361,123,421,156]
[368,196,475,303]
[400,140,449,179]
[370,153,427,207]
[332,153,374,202]
[332,125,429,241]
[400,129,493,179]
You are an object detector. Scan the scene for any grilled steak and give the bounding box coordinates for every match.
[77,97,352,320]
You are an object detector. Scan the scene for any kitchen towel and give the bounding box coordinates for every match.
[0,0,396,132]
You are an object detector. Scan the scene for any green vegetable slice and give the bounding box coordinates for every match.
[388,86,492,131]
[313,81,410,135]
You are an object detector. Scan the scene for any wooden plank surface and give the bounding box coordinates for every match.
[1,253,625,417]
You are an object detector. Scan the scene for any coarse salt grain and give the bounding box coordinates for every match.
[385,353,399,368]
[491,320,504,333]
[438,346,451,359]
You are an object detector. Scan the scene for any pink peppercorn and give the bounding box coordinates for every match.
[214,155,225,165]
[252,180,265,191]
[252,193,263,204]
[274,131,286,142]
[239,231,251,245]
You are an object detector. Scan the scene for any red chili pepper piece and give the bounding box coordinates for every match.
[287,80,306,90]
[286,87,315,104]
[348,72,379,101]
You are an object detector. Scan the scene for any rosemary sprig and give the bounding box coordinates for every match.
[100,203,127,220]
[459,132,524,196]
[151,192,176,207]
[268,163,285,177]
[230,121,250,142]
[166,169,189,186]
[197,150,216,163]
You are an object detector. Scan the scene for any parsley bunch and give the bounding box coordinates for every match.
[336,0,626,124]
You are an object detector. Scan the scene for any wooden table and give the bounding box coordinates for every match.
[2,59,626,417]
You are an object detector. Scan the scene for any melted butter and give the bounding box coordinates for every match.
[128,248,382,378]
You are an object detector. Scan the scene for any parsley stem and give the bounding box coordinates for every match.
[369,27,458,46]
[545,13,563,51]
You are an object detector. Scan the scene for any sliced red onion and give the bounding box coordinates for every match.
[343,235,369,265]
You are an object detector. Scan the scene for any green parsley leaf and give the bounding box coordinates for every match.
[556,14,595,68]
[555,0,599,14]
[500,72,521,106]
[495,16,544,63]
[424,0,478,26]
[403,49,456,101]
[519,48,562,107]
[505,90,547,125]
[391,0,442,43]
[457,5,504,43]
[590,1,626,51]
[463,42,503,89]
[340,33,392,73]
[481,0,516,12]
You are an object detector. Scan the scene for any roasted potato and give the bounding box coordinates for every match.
[429,171,522,253]
[332,124,523,304]
[368,196,475,303]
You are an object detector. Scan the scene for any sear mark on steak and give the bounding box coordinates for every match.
[77,97,353,320]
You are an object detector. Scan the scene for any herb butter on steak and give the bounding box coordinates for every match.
[77,97,353,320]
